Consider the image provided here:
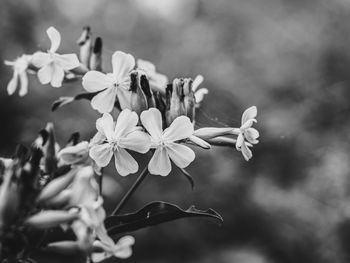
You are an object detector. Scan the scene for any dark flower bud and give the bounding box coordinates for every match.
[77,26,92,68]
[90,37,102,71]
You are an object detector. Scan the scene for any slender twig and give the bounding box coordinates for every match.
[111,165,149,215]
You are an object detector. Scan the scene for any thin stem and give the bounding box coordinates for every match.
[112,165,149,215]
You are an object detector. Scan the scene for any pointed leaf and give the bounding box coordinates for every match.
[106,201,223,236]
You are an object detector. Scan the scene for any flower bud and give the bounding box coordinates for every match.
[46,241,84,254]
[90,37,102,71]
[188,135,211,149]
[193,127,235,140]
[25,210,79,229]
[165,78,196,126]
[205,136,237,147]
[77,26,92,68]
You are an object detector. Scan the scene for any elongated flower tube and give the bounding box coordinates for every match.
[82,51,135,113]
[4,54,32,96]
[89,109,151,176]
[140,108,195,176]
[32,27,80,88]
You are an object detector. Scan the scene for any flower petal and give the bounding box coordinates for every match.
[148,147,171,176]
[167,143,195,169]
[236,133,244,150]
[118,130,151,153]
[19,72,28,96]
[82,71,114,93]
[91,87,117,114]
[47,26,61,53]
[55,54,80,70]
[32,52,51,68]
[89,144,113,167]
[96,113,114,142]
[7,73,18,95]
[244,128,259,144]
[194,88,208,104]
[241,106,257,126]
[113,236,135,258]
[114,148,138,176]
[50,64,65,88]
[112,51,135,80]
[137,59,155,72]
[140,108,163,141]
[37,64,53,84]
[163,116,194,142]
[114,109,139,138]
[192,75,204,92]
[241,142,252,161]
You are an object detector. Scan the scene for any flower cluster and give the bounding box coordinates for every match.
[2,25,260,262]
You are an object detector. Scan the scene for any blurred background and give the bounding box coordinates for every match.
[2,0,350,262]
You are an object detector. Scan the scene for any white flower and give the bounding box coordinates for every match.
[192,75,208,105]
[31,27,80,88]
[92,235,135,262]
[82,51,135,113]
[89,109,151,176]
[137,59,168,93]
[234,106,259,161]
[140,108,195,176]
[4,55,32,96]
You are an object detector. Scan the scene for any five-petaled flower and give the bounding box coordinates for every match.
[31,27,80,88]
[89,109,151,176]
[234,106,259,161]
[140,108,195,176]
[82,51,135,113]
[4,55,32,96]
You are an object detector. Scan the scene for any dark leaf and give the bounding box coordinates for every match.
[51,92,100,111]
[106,201,223,236]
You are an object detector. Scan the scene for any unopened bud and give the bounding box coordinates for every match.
[128,71,149,115]
[193,127,235,140]
[90,37,102,71]
[206,136,237,147]
[77,26,92,68]
[188,135,211,149]
[25,210,79,229]
[46,241,84,254]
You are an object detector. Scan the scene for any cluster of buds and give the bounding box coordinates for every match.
[0,124,133,262]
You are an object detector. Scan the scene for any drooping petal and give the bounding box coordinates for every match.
[167,143,195,169]
[194,88,208,103]
[82,71,114,93]
[89,144,113,167]
[148,147,171,176]
[19,72,28,96]
[47,26,61,53]
[96,113,115,142]
[37,63,53,84]
[241,142,252,161]
[32,52,51,68]
[91,87,117,114]
[55,54,80,70]
[163,116,194,142]
[113,236,135,258]
[241,106,257,126]
[114,109,139,138]
[118,130,151,153]
[240,119,256,130]
[244,128,259,144]
[137,59,156,72]
[114,148,138,176]
[50,64,65,88]
[112,51,135,80]
[236,133,244,150]
[140,108,163,141]
[7,73,18,95]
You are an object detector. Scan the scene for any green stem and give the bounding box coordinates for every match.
[112,165,149,215]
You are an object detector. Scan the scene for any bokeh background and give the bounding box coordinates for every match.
[2,0,350,262]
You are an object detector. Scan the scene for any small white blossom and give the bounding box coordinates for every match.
[89,109,151,176]
[137,59,168,93]
[31,27,80,88]
[192,75,208,105]
[92,235,135,262]
[82,51,135,113]
[4,55,32,96]
[140,108,195,176]
[234,106,259,161]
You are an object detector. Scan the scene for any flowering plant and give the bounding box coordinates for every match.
[1,26,259,262]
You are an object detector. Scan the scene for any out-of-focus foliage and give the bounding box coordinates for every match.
[2,0,350,262]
